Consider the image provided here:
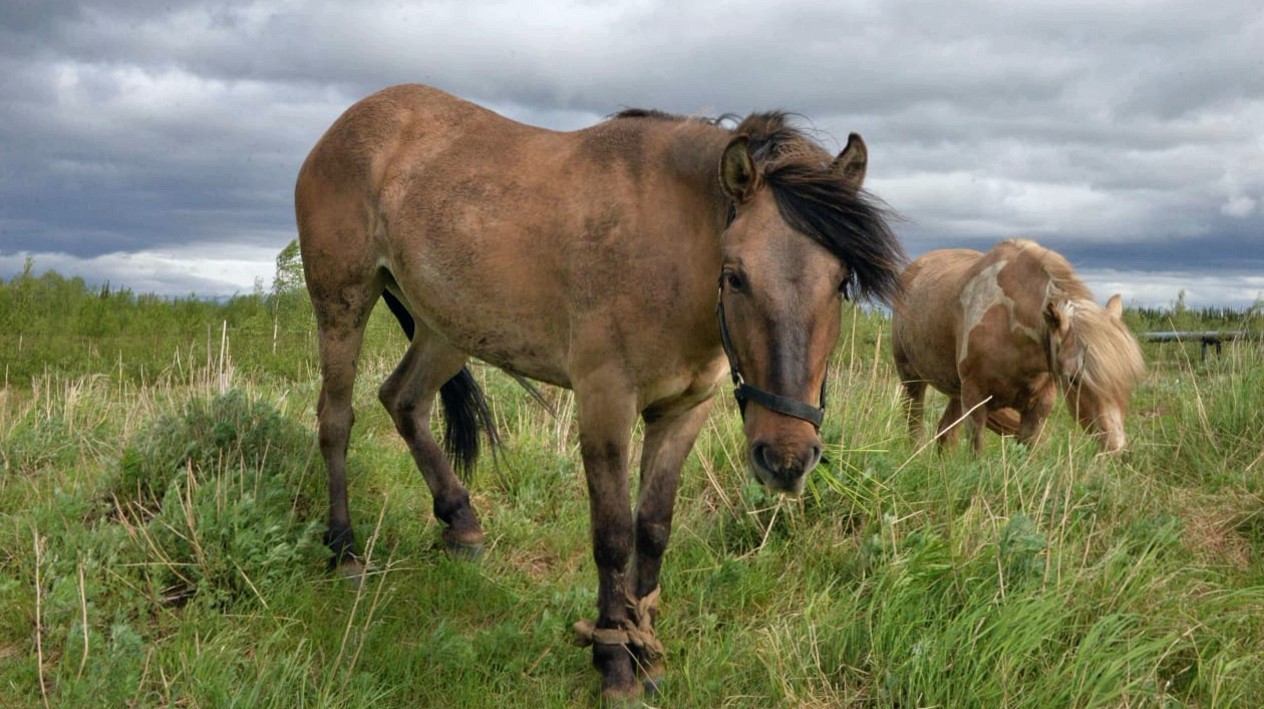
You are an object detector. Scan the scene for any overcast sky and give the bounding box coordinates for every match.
[1,0,1261,308]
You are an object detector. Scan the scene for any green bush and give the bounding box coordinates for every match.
[107,391,324,607]
[2,415,78,475]
[112,390,313,510]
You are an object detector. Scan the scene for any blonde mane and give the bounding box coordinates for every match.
[1027,240,1146,403]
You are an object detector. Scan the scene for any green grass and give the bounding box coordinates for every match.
[2,272,1262,707]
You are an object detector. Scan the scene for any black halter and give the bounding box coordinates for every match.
[715,280,828,429]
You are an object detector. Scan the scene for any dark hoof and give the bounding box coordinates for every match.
[444,539,484,560]
[638,658,665,697]
[642,676,663,697]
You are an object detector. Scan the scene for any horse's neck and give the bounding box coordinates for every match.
[659,126,734,263]
[658,122,732,199]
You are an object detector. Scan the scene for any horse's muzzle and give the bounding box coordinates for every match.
[748,439,823,494]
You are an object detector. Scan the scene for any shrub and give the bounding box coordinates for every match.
[110,391,322,608]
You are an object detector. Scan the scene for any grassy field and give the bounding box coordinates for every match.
[2,269,1263,707]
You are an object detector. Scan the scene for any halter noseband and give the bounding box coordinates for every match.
[715,280,828,429]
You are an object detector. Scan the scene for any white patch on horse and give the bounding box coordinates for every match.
[957,259,1041,364]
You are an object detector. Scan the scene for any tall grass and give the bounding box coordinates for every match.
[1,271,1262,706]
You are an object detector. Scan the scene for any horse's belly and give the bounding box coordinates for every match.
[477,349,571,389]
[450,327,571,389]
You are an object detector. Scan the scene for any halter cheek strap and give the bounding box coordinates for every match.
[716,285,827,429]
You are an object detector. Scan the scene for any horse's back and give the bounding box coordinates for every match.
[296,84,529,205]
[294,84,728,390]
[892,249,982,392]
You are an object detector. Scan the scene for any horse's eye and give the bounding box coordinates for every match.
[724,272,746,292]
[838,276,853,300]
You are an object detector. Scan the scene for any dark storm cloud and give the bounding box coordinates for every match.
[0,0,1260,302]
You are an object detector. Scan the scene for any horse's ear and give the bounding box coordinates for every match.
[1105,294,1123,319]
[832,132,868,190]
[1044,301,1067,333]
[720,135,761,204]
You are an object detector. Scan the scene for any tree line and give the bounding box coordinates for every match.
[2,243,1259,386]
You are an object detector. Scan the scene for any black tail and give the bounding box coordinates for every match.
[440,368,500,478]
[380,290,499,479]
[381,289,416,340]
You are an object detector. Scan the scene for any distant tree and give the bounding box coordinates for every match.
[269,239,312,338]
[272,239,305,301]
[9,257,44,335]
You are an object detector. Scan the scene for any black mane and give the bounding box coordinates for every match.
[607,108,906,304]
[736,112,906,305]
[608,108,729,127]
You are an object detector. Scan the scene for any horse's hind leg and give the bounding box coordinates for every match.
[901,379,927,440]
[309,277,381,578]
[377,327,484,554]
[935,396,963,449]
[893,345,926,439]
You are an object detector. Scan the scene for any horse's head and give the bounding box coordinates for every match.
[716,125,903,493]
[1045,293,1143,453]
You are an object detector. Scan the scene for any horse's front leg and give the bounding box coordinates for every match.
[1018,383,1057,446]
[630,396,715,692]
[572,380,640,701]
[960,382,991,455]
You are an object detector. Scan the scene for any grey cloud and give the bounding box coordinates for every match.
[0,0,1261,305]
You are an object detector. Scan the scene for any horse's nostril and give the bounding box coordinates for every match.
[754,441,824,476]
[805,443,823,469]
[752,442,776,474]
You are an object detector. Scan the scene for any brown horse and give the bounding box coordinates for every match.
[892,238,1144,454]
[295,84,904,699]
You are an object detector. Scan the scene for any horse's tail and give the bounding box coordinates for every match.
[986,408,1022,436]
[381,289,416,340]
[438,368,500,478]
[380,291,499,479]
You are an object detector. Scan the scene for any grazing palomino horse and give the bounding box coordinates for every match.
[295,84,904,700]
[892,238,1144,454]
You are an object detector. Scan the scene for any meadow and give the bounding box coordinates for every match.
[2,261,1262,707]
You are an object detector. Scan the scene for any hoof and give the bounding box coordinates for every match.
[334,557,368,588]
[638,659,665,697]
[599,688,643,708]
[642,676,663,697]
[444,538,484,560]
